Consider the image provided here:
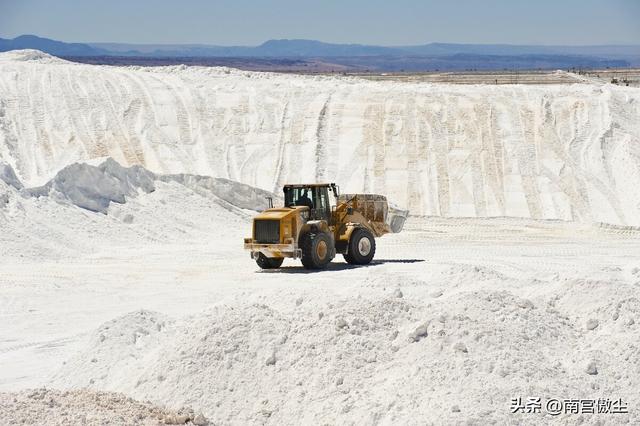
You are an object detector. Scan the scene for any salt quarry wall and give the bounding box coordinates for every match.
[1,50,639,225]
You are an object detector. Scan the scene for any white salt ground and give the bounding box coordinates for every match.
[2,158,640,425]
[2,52,640,425]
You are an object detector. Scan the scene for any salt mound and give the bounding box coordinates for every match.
[0,49,68,64]
[23,158,276,214]
[27,158,155,213]
[2,53,640,224]
[0,170,252,261]
[53,300,419,423]
[54,310,172,389]
[0,161,23,190]
[52,288,640,424]
[159,174,280,212]
[0,388,208,425]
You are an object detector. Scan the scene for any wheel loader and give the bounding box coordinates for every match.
[244,183,408,269]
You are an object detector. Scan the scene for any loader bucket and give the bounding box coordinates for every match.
[387,203,409,233]
[338,194,409,235]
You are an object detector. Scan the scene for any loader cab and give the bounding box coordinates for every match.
[283,183,339,223]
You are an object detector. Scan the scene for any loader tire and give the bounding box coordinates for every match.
[300,231,332,270]
[256,253,284,269]
[344,228,375,265]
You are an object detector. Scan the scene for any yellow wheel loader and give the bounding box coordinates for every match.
[244,183,408,270]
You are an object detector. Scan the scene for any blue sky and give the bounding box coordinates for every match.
[1,0,639,45]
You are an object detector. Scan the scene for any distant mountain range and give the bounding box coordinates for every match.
[1,34,639,70]
[0,35,108,56]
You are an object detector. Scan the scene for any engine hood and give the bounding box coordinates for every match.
[254,206,307,220]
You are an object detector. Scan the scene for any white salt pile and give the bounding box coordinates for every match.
[52,276,640,424]
[0,388,209,425]
[2,49,639,224]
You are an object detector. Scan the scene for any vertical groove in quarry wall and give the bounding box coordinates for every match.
[0,54,639,225]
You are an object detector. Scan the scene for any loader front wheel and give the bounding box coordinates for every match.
[301,231,332,270]
[256,253,284,269]
[344,228,376,265]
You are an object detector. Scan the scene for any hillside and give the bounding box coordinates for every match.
[1,50,639,224]
[0,35,106,56]
[4,35,639,59]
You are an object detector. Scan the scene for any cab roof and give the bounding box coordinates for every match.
[283,183,335,188]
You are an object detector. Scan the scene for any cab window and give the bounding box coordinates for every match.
[311,187,330,221]
[284,187,314,209]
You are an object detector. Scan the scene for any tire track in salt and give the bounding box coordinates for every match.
[58,68,94,161]
[98,74,135,162]
[424,94,450,216]
[468,98,488,217]
[272,99,290,192]
[31,66,53,164]
[416,102,439,216]
[116,73,154,167]
[225,95,249,182]
[185,77,217,175]
[515,87,543,219]
[575,94,628,224]
[282,96,307,186]
[487,96,506,215]
[14,66,40,180]
[402,95,421,213]
[360,101,384,193]
[554,94,626,223]
[541,99,592,222]
[83,68,114,159]
[66,67,105,159]
[314,94,332,182]
[373,96,388,194]
[477,100,504,216]
[325,95,344,185]
[141,71,196,173]
[146,72,193,146]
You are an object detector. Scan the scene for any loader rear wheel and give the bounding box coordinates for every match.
[344,228,375,265]
[301,231,332,270]
[256,253,284,269]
